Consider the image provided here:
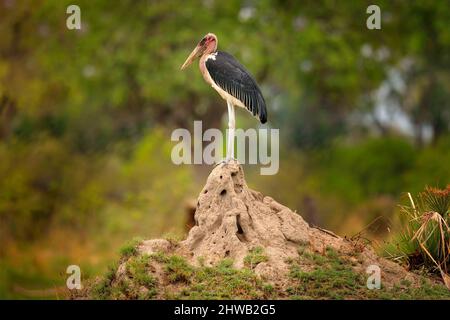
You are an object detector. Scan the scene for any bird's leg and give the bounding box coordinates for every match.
[227,100,236,162]
[216,101,236,166]
[225,101,231,160]
[230,103,236,160]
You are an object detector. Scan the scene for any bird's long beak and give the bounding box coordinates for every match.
[181,45,202,70]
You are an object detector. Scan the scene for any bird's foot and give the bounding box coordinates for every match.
[214,157,238,167]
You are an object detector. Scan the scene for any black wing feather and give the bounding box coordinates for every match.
[205,51,267,124]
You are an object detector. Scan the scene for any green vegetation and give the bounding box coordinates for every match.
[287,246,450,300]
[384,186,449,281]
[90,249,450,300]
[91,252,276,300]
[288,248,365,299]
[168,258,273,300]
[125,255,158,298]
[91,263,119,300]
[165,255,194,283]
[244,247,269,269]
[0,130,194,298]
[92,254,157,300]
[119,237,143,260]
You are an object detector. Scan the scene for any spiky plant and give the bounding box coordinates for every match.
[385,185,449,288]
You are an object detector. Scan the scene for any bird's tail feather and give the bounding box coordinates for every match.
[257,91,267,124]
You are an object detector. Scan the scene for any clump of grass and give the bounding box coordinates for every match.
[288,247,365,299]
[244,247,269,269]
[92,255,158,300]
[288,245,450,299]
[125,255,157,299]
[382,278,450,300]
[176,258,273,299]
[165,255,194,283]
[135,255,275,299]
[119,237,143,259]
[162,233,183,245]
[149,251,170,263]
[91,262,118,299]
[384,186,449,287]
[127,255,156,288]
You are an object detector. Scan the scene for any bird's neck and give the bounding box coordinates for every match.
[199,53,215,86]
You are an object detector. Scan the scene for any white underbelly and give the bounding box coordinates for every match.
[210,82,246,109]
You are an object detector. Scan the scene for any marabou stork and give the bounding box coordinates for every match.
[181,33,267,162]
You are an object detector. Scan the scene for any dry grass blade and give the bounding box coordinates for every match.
[385,186,450,289]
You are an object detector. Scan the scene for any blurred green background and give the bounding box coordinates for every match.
[0,0,449,298]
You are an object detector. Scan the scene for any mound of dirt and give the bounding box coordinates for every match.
[147,162,417,285]
[83,162,449,299]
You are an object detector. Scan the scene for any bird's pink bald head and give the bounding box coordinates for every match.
[199,33,218,53]
[181,33,218,70]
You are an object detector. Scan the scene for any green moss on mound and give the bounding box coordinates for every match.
[287,246,450,300]
[89,245,450,300]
